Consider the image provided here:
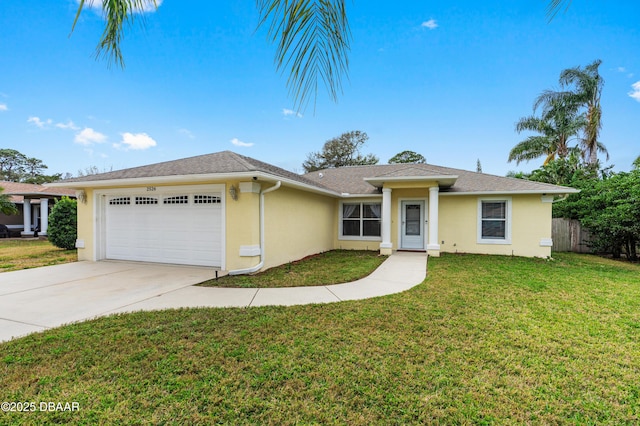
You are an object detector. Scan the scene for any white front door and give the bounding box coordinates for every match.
[401,200,425,250]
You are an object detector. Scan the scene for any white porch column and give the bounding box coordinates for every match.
[380,187,393,255]
[40,198,49,236]
[21,199,33,236]
[427,186,440,255]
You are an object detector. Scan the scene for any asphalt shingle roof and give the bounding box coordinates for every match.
[302,163,577,195]
[0,181,76,203]
[54,151,576,196]
[57,151,334,192]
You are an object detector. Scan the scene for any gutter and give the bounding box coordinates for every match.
[228,181,281,275]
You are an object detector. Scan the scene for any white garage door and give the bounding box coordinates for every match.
[105,189,222,267]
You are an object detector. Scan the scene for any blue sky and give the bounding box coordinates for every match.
[1,1,639,178]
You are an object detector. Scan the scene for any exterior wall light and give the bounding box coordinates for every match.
[229,184,238,201]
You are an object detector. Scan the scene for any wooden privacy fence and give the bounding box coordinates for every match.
[552,218,592,253]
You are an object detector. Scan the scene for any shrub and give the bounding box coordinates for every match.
[48,196,77,250]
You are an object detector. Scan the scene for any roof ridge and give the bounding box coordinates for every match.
[224,151,257,171]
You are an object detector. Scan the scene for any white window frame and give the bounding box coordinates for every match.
[338,200,382,241]
[477,197,512,245]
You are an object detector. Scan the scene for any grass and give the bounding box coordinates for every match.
[1,253,639,424]
[0,239,76,272]
[199,249,387,288]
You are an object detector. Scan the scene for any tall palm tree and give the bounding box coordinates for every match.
[72,0,350,110]
[509,92,585,165]
[559,59,607,165]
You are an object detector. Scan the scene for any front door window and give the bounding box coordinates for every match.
[401,201,425,249]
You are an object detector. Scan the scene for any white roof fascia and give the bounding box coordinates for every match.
[364,175,458,188]
[46,172,342,197]
[440,188,580,196]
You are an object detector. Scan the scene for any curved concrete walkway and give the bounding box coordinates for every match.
[0,252,427,342]
[108,251,427,314]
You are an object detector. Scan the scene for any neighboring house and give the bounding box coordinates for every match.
[0,181,76,237]
[48,151,578,272]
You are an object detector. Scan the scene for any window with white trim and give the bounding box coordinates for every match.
[478,198,511,244]
[340,202,381,239]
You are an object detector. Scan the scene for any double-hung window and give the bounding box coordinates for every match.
[478,198,511,244]
[341,202,381,239]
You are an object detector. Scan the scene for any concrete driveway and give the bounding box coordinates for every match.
[0,261,216,342]
[0,252,427,343]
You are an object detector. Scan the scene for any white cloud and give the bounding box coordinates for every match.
[56,120,80,130]
[230,137,254,147]
[27,116,53,128]
[114,132,157,150]
[178,128,195,139]
[629,81,640,102]
[81,0,162,13]
[421,19,438,30]
[282,108,303,118]
[0,103,7,112]
[75,127,107,145]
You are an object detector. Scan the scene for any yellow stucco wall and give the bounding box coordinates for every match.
[262,186,335,269]
[438,194,552,258]
[75,188,95,262]
[225,181,260,270]
[72,178,553,269]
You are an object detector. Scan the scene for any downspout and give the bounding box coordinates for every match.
[228,181,281,275]
[552,193,570,203]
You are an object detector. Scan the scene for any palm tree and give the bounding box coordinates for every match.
[72,0,350,110]
[509,92,585,165]
[560,60,607,165]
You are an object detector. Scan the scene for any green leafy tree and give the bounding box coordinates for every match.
[550,165,640,260]
[527,153,599,187]
[0,149,59,183]
[48,197,78,250]
[72,0,350,110]
[303,131,378,172]
[0,186,18,215]
[388,151,426,164]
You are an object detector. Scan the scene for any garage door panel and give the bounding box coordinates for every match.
[105,190,222,267]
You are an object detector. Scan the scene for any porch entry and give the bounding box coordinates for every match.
[400,200,426,250]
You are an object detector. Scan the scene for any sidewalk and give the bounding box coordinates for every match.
[107,251,428,313]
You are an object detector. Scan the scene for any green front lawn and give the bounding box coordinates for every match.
[0,239,76,272]
[1,253,639,424]
[200,249,387,288]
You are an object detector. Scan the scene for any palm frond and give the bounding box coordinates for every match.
[508,136,554,165]
[256,0,351,110]
[72,1,158,68]
[546,0,572,22]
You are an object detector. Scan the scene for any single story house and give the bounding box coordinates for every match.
[48,151,578,273]
[0,181,76,237]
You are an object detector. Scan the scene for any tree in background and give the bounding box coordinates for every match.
[388,151,426,164]
[0,149,62,184]
[47,197,78,250]
[476,159,482,173]
[303,131,378,173]
[509,88,585,166]
[543,60,608,165]
[555,169,640,260]
[509,60,608,167]
[0,186,18,215]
